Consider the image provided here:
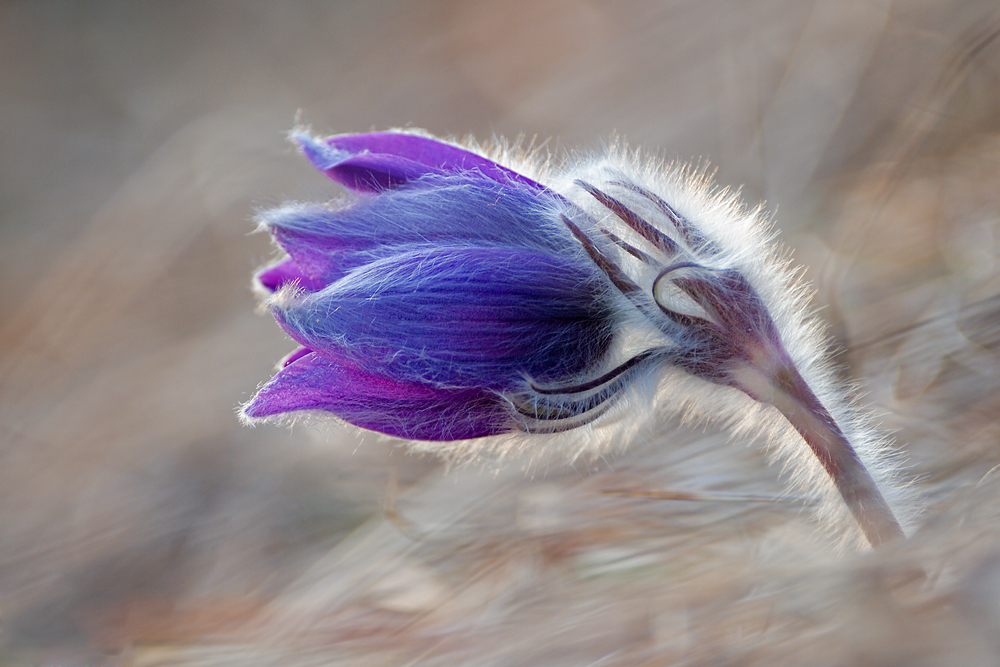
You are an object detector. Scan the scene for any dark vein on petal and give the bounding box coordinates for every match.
[529,349,664,395]
[599,228,656,264]
[577,180,679,256]
[609,179,717,253]
[560,214,641,295]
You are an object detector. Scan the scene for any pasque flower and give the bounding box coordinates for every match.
[243,129,912,548]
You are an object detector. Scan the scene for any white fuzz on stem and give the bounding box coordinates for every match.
[408,136,916,549]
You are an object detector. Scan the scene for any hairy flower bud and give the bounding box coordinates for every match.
[243,129,914,548]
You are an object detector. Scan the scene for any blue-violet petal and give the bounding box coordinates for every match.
[273,246,613,390]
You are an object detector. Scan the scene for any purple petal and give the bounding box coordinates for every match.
[255,258,326,293]
[314,153,448,193]
[242,351,508,440]
[272,246,613,390]
[294,131,547,194]
[280,346,314,368]
[258,177,573,287]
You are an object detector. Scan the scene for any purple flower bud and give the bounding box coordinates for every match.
[245,131,618,440]
[243,129,913,548]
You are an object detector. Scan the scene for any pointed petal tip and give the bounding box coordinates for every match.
[253,258,321,294]
[254,203,304,232]
[238,392,279,426]
[280,346,314,368]
[291,130,350,172]
[239,397,308,429]
[241,351,512,441]
[254,263,291,293]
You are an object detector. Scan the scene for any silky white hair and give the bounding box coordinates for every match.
[302,131,919,551]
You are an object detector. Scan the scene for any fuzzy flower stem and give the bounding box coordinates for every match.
[575,180,907,548]
[733,362,905,547]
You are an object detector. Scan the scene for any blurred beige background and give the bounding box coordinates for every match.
[3,2,1000,665]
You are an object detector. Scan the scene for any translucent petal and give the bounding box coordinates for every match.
[242,351,508,441]
[295,131,546,194]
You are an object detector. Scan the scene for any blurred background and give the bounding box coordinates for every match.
[3,1,1000,665]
